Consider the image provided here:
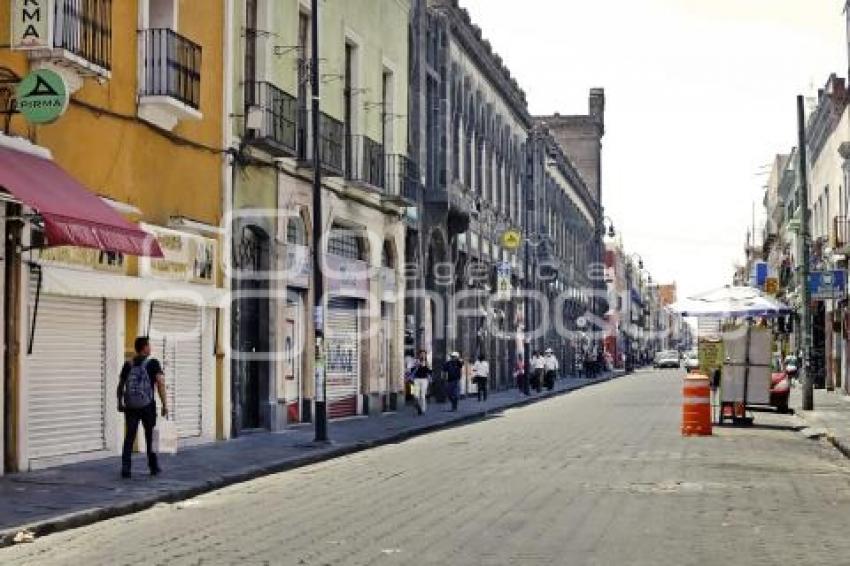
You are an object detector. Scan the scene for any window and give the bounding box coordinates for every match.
[287,215,307,245]
[328,224,364,260]
[244,0,258,107]
[382,70,394,152]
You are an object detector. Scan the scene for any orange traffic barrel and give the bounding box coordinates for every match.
[681,373,712,436]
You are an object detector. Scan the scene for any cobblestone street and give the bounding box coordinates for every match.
[4,369,850,565]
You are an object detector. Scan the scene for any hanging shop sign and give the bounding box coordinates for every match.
[496,261,512,300]
[500,228,522,251]
[11,0,51,50]
[764,277,779,296]
[139,224,217,285]
[808,270,846,300]
[15,69,69,124]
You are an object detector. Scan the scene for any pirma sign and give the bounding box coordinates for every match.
[15,69,69,124]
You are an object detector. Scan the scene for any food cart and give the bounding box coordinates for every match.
[673,286,792,425]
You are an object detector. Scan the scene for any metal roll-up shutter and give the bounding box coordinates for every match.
[27,276,106,462]
[150,303,203,438]
[326,297,360,418]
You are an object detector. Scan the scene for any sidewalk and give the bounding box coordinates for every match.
[791,385,850,458]
[0,371,624,546]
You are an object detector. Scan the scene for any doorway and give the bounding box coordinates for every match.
[233,225,270,433]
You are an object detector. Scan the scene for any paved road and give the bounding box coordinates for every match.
[4,370,850,565]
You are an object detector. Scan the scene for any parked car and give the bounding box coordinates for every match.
[654,350,681,369]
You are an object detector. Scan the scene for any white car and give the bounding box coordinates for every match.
[654,350,681,369]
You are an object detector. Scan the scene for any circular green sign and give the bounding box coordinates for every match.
[16,69,69,124]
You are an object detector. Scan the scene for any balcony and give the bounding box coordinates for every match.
[346,135,385,189]
[833,216,850,252]
[246,81,298,156]
[27,0,112,88]
[299,110,344,176]
[385,154,420,204]
[137,28,202,131]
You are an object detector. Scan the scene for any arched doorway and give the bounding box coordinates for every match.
[233,225,271,433]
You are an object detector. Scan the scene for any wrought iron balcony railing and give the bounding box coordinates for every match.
[346,135,385,188]
[138,28,202,109]
[246,81,298,156]
[385,154,420,201]
[53,0,113,70]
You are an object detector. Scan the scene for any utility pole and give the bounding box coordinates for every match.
[312,0,328,441]
[797,94,814,411]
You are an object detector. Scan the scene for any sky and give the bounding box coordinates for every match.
[461,0,848,300]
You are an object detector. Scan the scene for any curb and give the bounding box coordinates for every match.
[0,372,625,548]
[795,410,850,461]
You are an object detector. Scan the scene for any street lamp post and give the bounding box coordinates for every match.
[311,0,328,442]
[797,95,813,411]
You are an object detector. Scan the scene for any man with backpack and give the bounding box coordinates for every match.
[117,336,169,478]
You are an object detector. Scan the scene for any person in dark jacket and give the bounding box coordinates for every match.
[443,352,463,411]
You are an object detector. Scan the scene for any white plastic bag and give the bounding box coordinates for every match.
[153,418,178,455]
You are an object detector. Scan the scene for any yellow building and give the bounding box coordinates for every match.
[0,0,226,473]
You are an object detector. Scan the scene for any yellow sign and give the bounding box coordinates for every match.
[765,277,778,295]
[698,339,724,375]
[500,229,522,251]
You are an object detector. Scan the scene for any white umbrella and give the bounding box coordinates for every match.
[672,285,792,318]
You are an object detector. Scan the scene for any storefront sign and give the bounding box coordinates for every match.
[11,0,51,50]
[285,244,311,289]
[326,255,368,298]
[16,69,69,124]
[35,245,127,274]
[140,224,217,285]
[808,270,846,300]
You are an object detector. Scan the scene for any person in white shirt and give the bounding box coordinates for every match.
[543,348,559,390]
[532,351,545,393]
[472,353,490,402]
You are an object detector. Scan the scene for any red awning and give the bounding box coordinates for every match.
[0,147,163,257]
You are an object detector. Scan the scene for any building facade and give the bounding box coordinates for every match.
[227,0,410,430]
[1,0,227,473]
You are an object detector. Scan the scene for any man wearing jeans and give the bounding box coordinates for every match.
[117,336,169,478]
[411,349,432,415]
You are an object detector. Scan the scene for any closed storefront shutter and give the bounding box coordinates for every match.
[27,278,106,463]
[326,297,360,418]
[150,303,203,438]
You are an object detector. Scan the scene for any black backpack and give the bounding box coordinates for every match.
[124,358,153,409]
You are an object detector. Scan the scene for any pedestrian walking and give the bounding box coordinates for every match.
[117,336,168,479]
[410,349,432,415]
[531,351,544,393]
[575,349,585,379]
[443,352,464,411]
[543,348,559,391]
[472,353,490,402]
[514,354,529,395]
